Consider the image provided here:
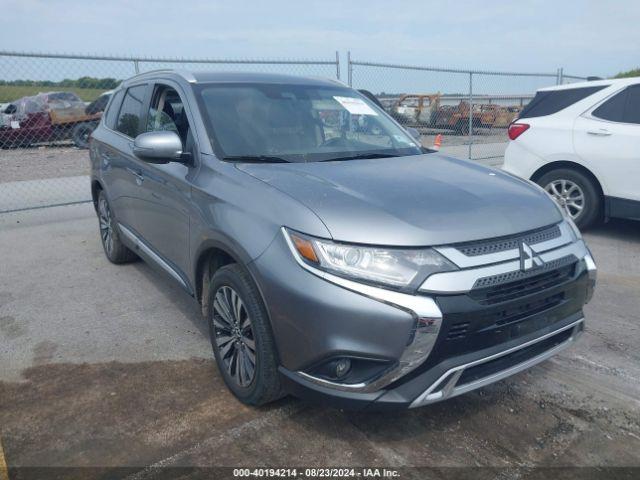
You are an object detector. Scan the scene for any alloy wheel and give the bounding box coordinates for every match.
[98,196,114,257]
[212,285,257,387]
[545,179,585,220]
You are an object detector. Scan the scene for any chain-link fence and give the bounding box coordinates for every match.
[0,51,340,213]
[346,54,586,162]
[0,50,587,214]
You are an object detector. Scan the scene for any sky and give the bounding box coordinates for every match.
[1,0,638,81]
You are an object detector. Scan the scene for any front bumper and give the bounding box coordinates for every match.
[250,226,595,410]
[281,316,583,410]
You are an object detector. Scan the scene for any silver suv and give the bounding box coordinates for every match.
[89,70,597,409]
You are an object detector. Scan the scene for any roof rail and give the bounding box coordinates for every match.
[123,69,197,84]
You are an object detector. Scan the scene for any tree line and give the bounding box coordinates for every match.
[0,77,120,89]
[614,68,640,79]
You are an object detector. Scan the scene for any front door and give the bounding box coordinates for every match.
[131,82,197,280]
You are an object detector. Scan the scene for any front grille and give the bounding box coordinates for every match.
[470,255,577,304]
[478,293,565,332]
[446,322,470,341]
[455,224,561,257]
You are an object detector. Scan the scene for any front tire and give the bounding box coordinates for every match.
[208,264,283,406]
[536,168,601,229]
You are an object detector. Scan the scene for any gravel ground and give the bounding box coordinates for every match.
[0,145,90,183]
[0,204,638,479]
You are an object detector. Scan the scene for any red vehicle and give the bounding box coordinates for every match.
[0,91,107,148]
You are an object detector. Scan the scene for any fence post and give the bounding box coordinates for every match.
[468,72,473,160]
[133,60,140,74]
[347,51,353,87]
[335,51,340,80]
[558,67,564,85]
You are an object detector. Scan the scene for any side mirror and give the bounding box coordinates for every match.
[133,131,183,162]
[406,127,421,142]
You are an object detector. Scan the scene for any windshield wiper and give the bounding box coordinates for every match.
[223,155,290,163]
[320,153,398,162]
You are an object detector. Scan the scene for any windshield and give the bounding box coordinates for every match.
[195,83,423,162]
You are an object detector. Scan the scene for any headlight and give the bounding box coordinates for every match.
[284,228,457,289]
[557,208,582,240]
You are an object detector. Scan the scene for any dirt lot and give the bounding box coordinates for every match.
[0,145,89,183]
[0,204,639,479]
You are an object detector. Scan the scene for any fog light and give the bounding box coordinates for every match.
[335,358,351,378]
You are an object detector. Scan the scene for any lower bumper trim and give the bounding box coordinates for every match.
[409,318,584,408]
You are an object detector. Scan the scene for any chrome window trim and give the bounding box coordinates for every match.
[435,221,573,269]
[282,227,442,393]
[118,223,188,289]
[410,318,584,408]
[420,240,588,294]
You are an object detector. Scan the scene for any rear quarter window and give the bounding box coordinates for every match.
[519,86,608,119]
[104,90,124,129]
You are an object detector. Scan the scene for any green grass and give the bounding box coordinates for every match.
[0,85,107,103]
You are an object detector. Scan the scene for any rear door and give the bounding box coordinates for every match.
[574,84,640,202]
[102,84,150,230]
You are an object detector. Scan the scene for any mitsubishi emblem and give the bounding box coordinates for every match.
[519,242,545,272]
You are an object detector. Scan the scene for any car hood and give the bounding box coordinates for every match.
[237,154,562,246]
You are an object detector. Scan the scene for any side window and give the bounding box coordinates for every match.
[592,89,627,122]
[103,90,124,129]
[115,85,146,138]
[623,85,640,124]
[146,85,191,148]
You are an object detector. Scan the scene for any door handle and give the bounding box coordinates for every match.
[587,129,612,136]
[126,167,144,185]
[100,151,114,166]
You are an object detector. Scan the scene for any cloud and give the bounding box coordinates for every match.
[0,0,638,76]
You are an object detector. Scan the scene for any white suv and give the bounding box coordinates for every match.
[503,78,640,229]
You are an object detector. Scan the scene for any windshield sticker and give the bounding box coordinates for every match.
[333,96,379,116]
[394,134,418,146]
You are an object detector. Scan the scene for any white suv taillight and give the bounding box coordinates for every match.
[508,123,530,140]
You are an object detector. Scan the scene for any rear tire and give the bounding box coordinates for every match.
[536,168,601,229]
[97,190,137,264]
[208,264,283,406]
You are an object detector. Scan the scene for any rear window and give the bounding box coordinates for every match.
[104,90,124,129]
[519,86,607,119]
[48,92,81,102]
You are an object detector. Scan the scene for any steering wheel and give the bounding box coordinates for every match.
[320,136,348,148]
